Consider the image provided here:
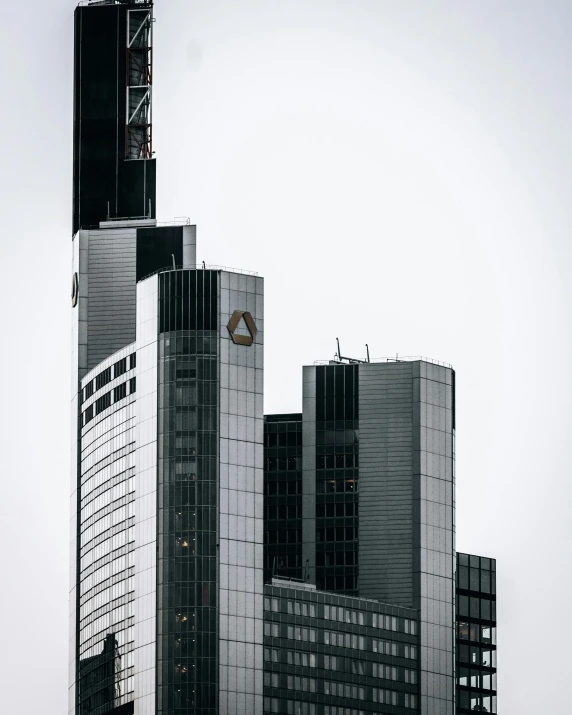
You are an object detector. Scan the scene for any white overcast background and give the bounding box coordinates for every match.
[1,1,570,712]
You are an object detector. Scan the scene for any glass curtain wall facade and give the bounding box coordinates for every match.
[264,415,303,583]
[77,345,139,715]
[455,554,497,714]
[157,270,220,714]
[314,365,359,594]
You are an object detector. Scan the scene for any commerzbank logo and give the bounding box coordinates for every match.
[227,310,258,346]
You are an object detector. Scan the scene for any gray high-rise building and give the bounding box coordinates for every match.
[70,3,497,715]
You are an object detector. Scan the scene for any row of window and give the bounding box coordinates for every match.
[267,599,414,629]
[324,682,365,699]
[83,353,136,402]
[266,480,302,496]
[317,478,359,494]
[325,708,365,715]
[317,502,358,518]
[457,645,496,667]
[288,675,316,693]
[79,576,134,622]
[457,622,496,645]
[316,527,358,543]
[79,621,133,659]
[267,457,301,472]
[316,429,358,446]
[458,668,497,690]
[267,505,301,520]
[457,692,497,713]
[80,552,133,595]
[80,502,134,547]
[80,525,133,570]
[316,575,357,593]
[80,476,135,522]
[265,680,418,708]
[457,595,496,622]
[324,631,365,650]
[264,699,314,715]
[457,565,495,595]
[83,378,136,426]
[374,663,416,684]
[288,600,317,617]
[265,649,416,673]
[265,436,302,451]
[317,551,358,567]
[324,604,364,625]
[373,690,417,709]
[317,454,358,469]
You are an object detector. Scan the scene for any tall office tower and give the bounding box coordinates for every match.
[70,5,497,715]
[70,4,265,715]
[263,359,498,715]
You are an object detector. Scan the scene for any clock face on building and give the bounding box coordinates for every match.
[72,272,79,307]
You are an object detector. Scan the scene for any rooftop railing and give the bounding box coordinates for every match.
[314,355,452,369]
[138,263,259,282]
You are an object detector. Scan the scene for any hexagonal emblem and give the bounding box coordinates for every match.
[227,310,258,346]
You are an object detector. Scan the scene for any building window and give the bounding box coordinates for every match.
[83,405,94,425]
[265,596,280,612]
[404,669,417,684]
[286,702,316,715]
[287,675,316,692]
[95,391,112,415]
[403,618,417,635]
[373,689,398,706]
[264,697,280,714]
[287,651,316,668]
[351,660,365,675]
[83,380,94,401]
[114,382,127,403]
[324,655,337,670]
[264,622,280,638]
[114,358,127,379]
[404,644,417,659]
[405,693,417,709]
[95,367,112,391]
[373,639,398,656]
[264,672,280,688]
[129,353,136,370]
[129,377,136,394]
[287,599,316,617]
[373,663,397,681]
[264,647,280,663]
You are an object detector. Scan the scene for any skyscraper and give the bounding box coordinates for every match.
[70,4,497,715]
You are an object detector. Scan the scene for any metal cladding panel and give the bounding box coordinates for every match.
[301,366,317,585]
[219,270,265,715]
[411,361,455,715]
[358,362,415,607]
[358,360,455,714]
[86,229,138,371]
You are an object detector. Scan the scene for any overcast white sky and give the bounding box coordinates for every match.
[1,1,571,712]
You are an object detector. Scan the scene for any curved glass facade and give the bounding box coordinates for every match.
[77,346,138,715]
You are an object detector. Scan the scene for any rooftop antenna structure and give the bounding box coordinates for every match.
[365,344,370,363]
[335,338,369,364]
[171,253,176,270]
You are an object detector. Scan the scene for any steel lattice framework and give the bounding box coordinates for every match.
[126,4,153,159]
